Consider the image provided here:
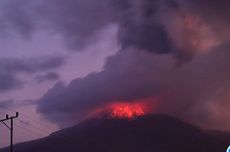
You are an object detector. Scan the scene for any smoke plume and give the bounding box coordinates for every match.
[1,0,230,130]
[37,0,230,130]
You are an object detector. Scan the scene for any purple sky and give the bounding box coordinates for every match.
[0,23,119,147]
[0,0,230,148]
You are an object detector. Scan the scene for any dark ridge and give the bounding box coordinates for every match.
[1,114,229,152]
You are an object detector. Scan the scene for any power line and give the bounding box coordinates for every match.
[0,112,19,152]
[18,112,54,131]
[15,119,51,135]
[0,107,55,132]
[14,123,46,138]
[0,110,53,149]
[1,109,52,139]
[14,126,40,142]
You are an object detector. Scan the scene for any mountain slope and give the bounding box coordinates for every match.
[2,114,230,152]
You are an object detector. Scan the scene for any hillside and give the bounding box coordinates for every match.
[1,114,229,152]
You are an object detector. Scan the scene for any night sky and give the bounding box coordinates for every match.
[0,0,230,148]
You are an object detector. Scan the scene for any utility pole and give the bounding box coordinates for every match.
[0,112,19,152]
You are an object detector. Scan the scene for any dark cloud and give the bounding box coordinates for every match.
[113,0,173,54]
[0,0,37,38]
[1,0,229,61]
[0,0,113,48]
[1,0,230,130]
[0,72,23,91]
[37,44,230,129]
[0,56,64,73]
[38,0,113,49]
[0,56,64,92]
[111,0,230,61]
[0,100,14,109]
[33,0,230,130]
[178,0,230,26]
[35,72,59,82]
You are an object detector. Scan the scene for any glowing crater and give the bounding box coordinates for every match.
[111,103,145,119]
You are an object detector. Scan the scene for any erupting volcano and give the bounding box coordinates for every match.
[111,103,145,119]
[90,100,154,120]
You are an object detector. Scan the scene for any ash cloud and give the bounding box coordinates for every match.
[0,0,113,48]
[113,0,230,60]
[1,0,229,59]
[0,56,64,92]
[179,0,230,26]
[0,100,14,109]
[36,0,230,130]
[0,72,23,91]
[35,72,60,82]
[38,45,230,129]
[1,0,230,130]
[0,0,37,38]
[113,0,173,54]
[0,56,64,73]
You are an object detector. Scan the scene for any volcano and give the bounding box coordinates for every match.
[1,114,229,152]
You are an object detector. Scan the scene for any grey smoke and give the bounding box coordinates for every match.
[38,44,230,129]
[0,100,14,109]
[35,0,230,130]
[2,0,228,59]
[35,72,60,82]
[1,0,230,130]
[0,56,64,92]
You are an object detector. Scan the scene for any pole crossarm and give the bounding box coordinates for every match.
[0,112,18,122]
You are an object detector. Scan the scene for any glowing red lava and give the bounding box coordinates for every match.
[111,103,145,119]
[89,98,157,120]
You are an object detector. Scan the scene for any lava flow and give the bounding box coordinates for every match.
[111,103,145,119]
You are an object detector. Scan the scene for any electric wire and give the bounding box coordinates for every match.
[0,107,55,132]
[14,123,46,138]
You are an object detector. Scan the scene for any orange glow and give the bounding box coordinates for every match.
[111,103,145,119]
[183,15,220,51]
[88,97,158,120]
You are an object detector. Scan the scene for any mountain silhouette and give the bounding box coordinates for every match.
[1,114,230,152]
